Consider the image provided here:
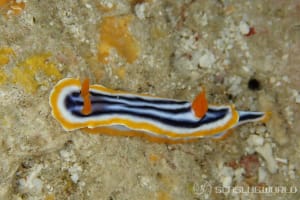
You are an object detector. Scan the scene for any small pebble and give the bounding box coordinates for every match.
[198,50,216,68]
[59,149,76,162]
[256,126,266,134]
[219,166,234,187]
[239,21,250,35]
[85,3,92,9]
[288,164,296,179]
[292,90,300,104]
[68,165,82,183]
[135,3,147,20]
[138,175,153,190]
[247,135,264,146]
[275,157,288,164]
[258,167,267,183]
[255,143,278,173]
[234,168,245,183]
[18,165,43,194]
[222,176,232,187]
[294,92,300,104]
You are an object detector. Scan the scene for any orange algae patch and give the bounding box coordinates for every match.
[98,15,139,64]
[157,191,171,200]
[149,153,160,162]
[12,53,62,93]
[0,47,15,66]
[0,0,25,17]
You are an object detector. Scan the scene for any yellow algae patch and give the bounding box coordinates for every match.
[0,70,7,84]
[44,194,55,200]
[0,47,15,66]
[0,0,25,17]
[0,47,14,85]
[12,53,62,93]
[98,15,140,64]
[112,66,126,80]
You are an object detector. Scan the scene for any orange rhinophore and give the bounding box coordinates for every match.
[192,87,208,118]
[80,79,92,115]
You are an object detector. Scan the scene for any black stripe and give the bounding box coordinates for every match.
[65,92,230,129]
[71,108,229,128]
[239,112,264,122]
[89,91,188,105]
[66,97,190,113]
[94,101,191,113]
[67,91,190,110]
[66,93,228,115]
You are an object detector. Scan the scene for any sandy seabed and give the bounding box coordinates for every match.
[0,0,299,199]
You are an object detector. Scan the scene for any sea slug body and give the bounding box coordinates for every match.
[49,78,269,143]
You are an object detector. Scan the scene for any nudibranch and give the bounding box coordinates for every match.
[49,78,270,143]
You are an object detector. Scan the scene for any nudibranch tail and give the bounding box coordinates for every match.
[237,110,270,126]
[49,78,269,143]
[191,87,208,118]
[261,111,272,123]
[211,110,270,141]
[80,79,92,115]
